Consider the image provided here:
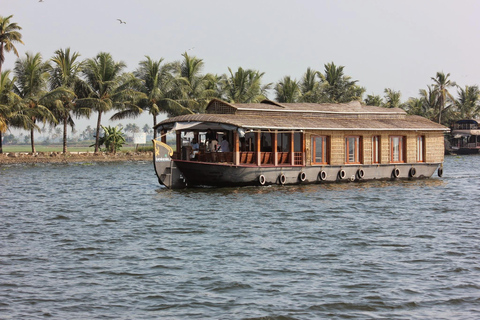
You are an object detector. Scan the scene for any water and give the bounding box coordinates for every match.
[1,156,479,320]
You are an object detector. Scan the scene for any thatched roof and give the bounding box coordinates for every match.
[155,99,448,132]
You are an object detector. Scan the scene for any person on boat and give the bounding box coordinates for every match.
[206,129,217,152]
[190,138,199,159]
[191,138,199,150]
[218,135,230,152]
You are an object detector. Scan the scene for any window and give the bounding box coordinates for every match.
[277,132,291,152]
[312,136,328,164]
[260,132,272,152]
[390,136,405,163]
[417,136,425,162]
[294,132,302,152]
[372,136,380,164]
[345,136,361,164]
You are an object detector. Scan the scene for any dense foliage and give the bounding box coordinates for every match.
[1,14,479,153]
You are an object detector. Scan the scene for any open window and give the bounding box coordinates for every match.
[390,136,405,163]
[345,136,362,164]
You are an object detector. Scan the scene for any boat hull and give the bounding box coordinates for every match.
[165,160,442,188]
[448,147,480,155]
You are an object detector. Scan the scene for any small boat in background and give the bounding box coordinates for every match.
[153,99,448,189]
[447,120,480,155]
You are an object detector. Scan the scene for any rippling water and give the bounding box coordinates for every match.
[1,156,479,320]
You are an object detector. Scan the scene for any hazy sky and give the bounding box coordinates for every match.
[2,0,480,133]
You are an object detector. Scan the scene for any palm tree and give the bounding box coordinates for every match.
[221,67,271,103]
[454,85,480,120]
[319,62,365,103]
[75,52,129,153]
[403,97,424,116]
[13,52,56,153]
[174,52,216,113]
[431,72,456,124]
[128,56,190,138]
[0,15,24,78]
[41,48,83,153]
[142,123,151,134]
[382,88,402,108]
[364,94,383,106]
[274,76,300,103]
[419,85,438,121]
[1,70,17,152]
[299,67,320,103]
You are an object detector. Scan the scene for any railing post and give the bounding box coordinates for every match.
[234,130,240,165]
[256,130,261,166]
[273,131,278,166]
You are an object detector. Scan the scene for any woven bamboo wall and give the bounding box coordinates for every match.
[305,130,445,165]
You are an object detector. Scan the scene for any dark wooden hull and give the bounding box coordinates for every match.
[158,160,442,188]
[449,147,480,155]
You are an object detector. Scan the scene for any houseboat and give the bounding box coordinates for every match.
[153,99,448,189]
[447,119,480,154]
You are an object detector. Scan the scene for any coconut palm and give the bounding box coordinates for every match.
[431,72,456,124]
[319,62,365,103]
[299,67,321,103]
[126,56,190,138]
[454,85,480,120]
[0,70,35,153]
[221,67,271,103]
[0,72,17,153]
[74,52,135,153]
[382,88,402,108]
[0,15,24,78]
[364,94,383,106]
[42,48,83,153]
[203,73,223,99]
[13,52,56,153]
[418,85,438,121]
[275,76,300,103]
[403,97,424,116]
[173,52,216,113]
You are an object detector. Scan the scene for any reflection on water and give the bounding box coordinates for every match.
[1,155,479,320]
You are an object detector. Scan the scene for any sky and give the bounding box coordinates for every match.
[2,0,480,135]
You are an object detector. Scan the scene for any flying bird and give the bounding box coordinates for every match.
[117,19,126,24]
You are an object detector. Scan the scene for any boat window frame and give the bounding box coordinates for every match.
[390,135,405,163]
[372,135,381,164]
[311,135,329,165]
[345,136,362,164]
[417,135,425,162]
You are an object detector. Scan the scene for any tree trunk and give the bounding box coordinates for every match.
[30,127,36,153]
[0,44,4,77]
[153,114,157,139]
[94,111,102,153]
[0,131,3,154]
[63,117,68,153]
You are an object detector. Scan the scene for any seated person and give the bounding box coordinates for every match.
[190,138,199,159]
[191,138,199,150]
[218,136,230,152]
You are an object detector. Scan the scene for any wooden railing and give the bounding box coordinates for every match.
[178,150,303,166]
[294,152,303,165]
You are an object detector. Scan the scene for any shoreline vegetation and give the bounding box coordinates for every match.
[0,151,153,165]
